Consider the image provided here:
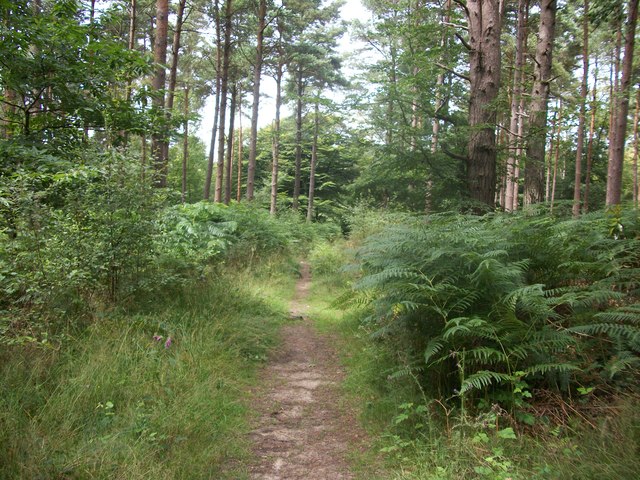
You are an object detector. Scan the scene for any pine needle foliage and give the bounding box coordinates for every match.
[352,210,640,410]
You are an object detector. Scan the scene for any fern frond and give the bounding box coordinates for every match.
[424,338,445,364]
[523,363,578,377]
[595,306,640,324]
[568,323,640,345]
[459,370,515,394]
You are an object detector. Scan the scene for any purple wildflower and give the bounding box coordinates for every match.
[164,336,172,349]
[153,335,163,342]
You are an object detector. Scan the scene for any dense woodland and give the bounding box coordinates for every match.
[1,0,639,478]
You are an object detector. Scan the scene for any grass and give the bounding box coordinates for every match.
[0,258,297,479]
[307,240,640,480]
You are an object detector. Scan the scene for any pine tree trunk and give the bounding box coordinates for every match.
[151,0,169,187]
[162,0,187,171]
[466,0,504,209]
[214,0,233,203]
[505,0,528,212]
[236,93,243,202]
[432,0,451,154]
[584,55,598,213]
[293,66,304,212]
[606,0,638,206]
[270,51,284,216]
[204,1,222,200]
[524,0,556,206]
[632,87,640,208]
[126,0,137,104]
[246,0,266,201]
[182,84,189,204]
[550,101,563,213]
[224,84,237,205]
[572,0,589,216]
[307,100,320,223]
[545,108,558,202]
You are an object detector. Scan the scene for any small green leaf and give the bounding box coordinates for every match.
[497,427,517,439]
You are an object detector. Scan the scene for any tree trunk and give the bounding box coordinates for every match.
[307,99,320,222]
[545,107,558,202]
[584,55,598,213]
[550,101,563,213]
[432,0,452,153]
[633,87,640,208]
[270,49,284,216]
[246,0,267,201]
[162,0,187,171]
[165,0,186,114]
[225,84,237,205]
[524,0,557,206]
[151,0,169,187]
[606,0,638,206]
[236,92,243,202]
[292,66,304,212]
[505,0,528,212]
[572,0,589,216]
[126,0,137,104]
[204,0,222,200]
[466,0,504,209]
[182,84,189,204]
[214,0,233,203]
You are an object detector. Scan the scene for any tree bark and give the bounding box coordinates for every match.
[523,0,556,206]
[236,92,243,202]
[545,107,558,202]
[584,55,598,212]
[292,66,304,212]
[126,0,137,104]
[466,0,504,209]
[550,101,562,213]
[246,0,267,201]
[606,0,638,206]
[165,0,186,114]
[225,84,237,205]
[270,47,284,216]
[214,0,233,203]
[151,0,169,187]
[572,0,589,216]
[182,84,189,204]
[505,0,528,212]
[632,87,640,208]
[307,99,320,222]
[162,0,187,173]
[203,4,222,200]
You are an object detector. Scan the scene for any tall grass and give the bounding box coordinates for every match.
[0,263,295,479]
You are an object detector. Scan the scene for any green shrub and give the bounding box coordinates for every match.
[309,241,348,276]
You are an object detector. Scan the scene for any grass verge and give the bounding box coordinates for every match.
[0,259,297,479]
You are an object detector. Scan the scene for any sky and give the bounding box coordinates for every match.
[195,0,369,150]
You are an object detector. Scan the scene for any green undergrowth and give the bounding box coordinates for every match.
[0,259,297,479]
[309,238,640,480]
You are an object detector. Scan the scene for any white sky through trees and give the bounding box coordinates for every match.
[196,0,367,150]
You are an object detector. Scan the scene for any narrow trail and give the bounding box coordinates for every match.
[248,262,368,479]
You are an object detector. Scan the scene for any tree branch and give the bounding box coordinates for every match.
[436,63,470,82]
[443,147,467,162]
[455,32,472,50]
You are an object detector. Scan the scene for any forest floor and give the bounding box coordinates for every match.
[247,261,371,479]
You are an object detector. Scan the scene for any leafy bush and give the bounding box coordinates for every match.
[309,241,348,276]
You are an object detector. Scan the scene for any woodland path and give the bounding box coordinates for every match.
[247,261,368,479]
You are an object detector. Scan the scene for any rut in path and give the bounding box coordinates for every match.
[248,262,367,480]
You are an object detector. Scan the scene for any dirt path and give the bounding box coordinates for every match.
[248,262,367,479]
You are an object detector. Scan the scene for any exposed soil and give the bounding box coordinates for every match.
[248,262,368,479]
